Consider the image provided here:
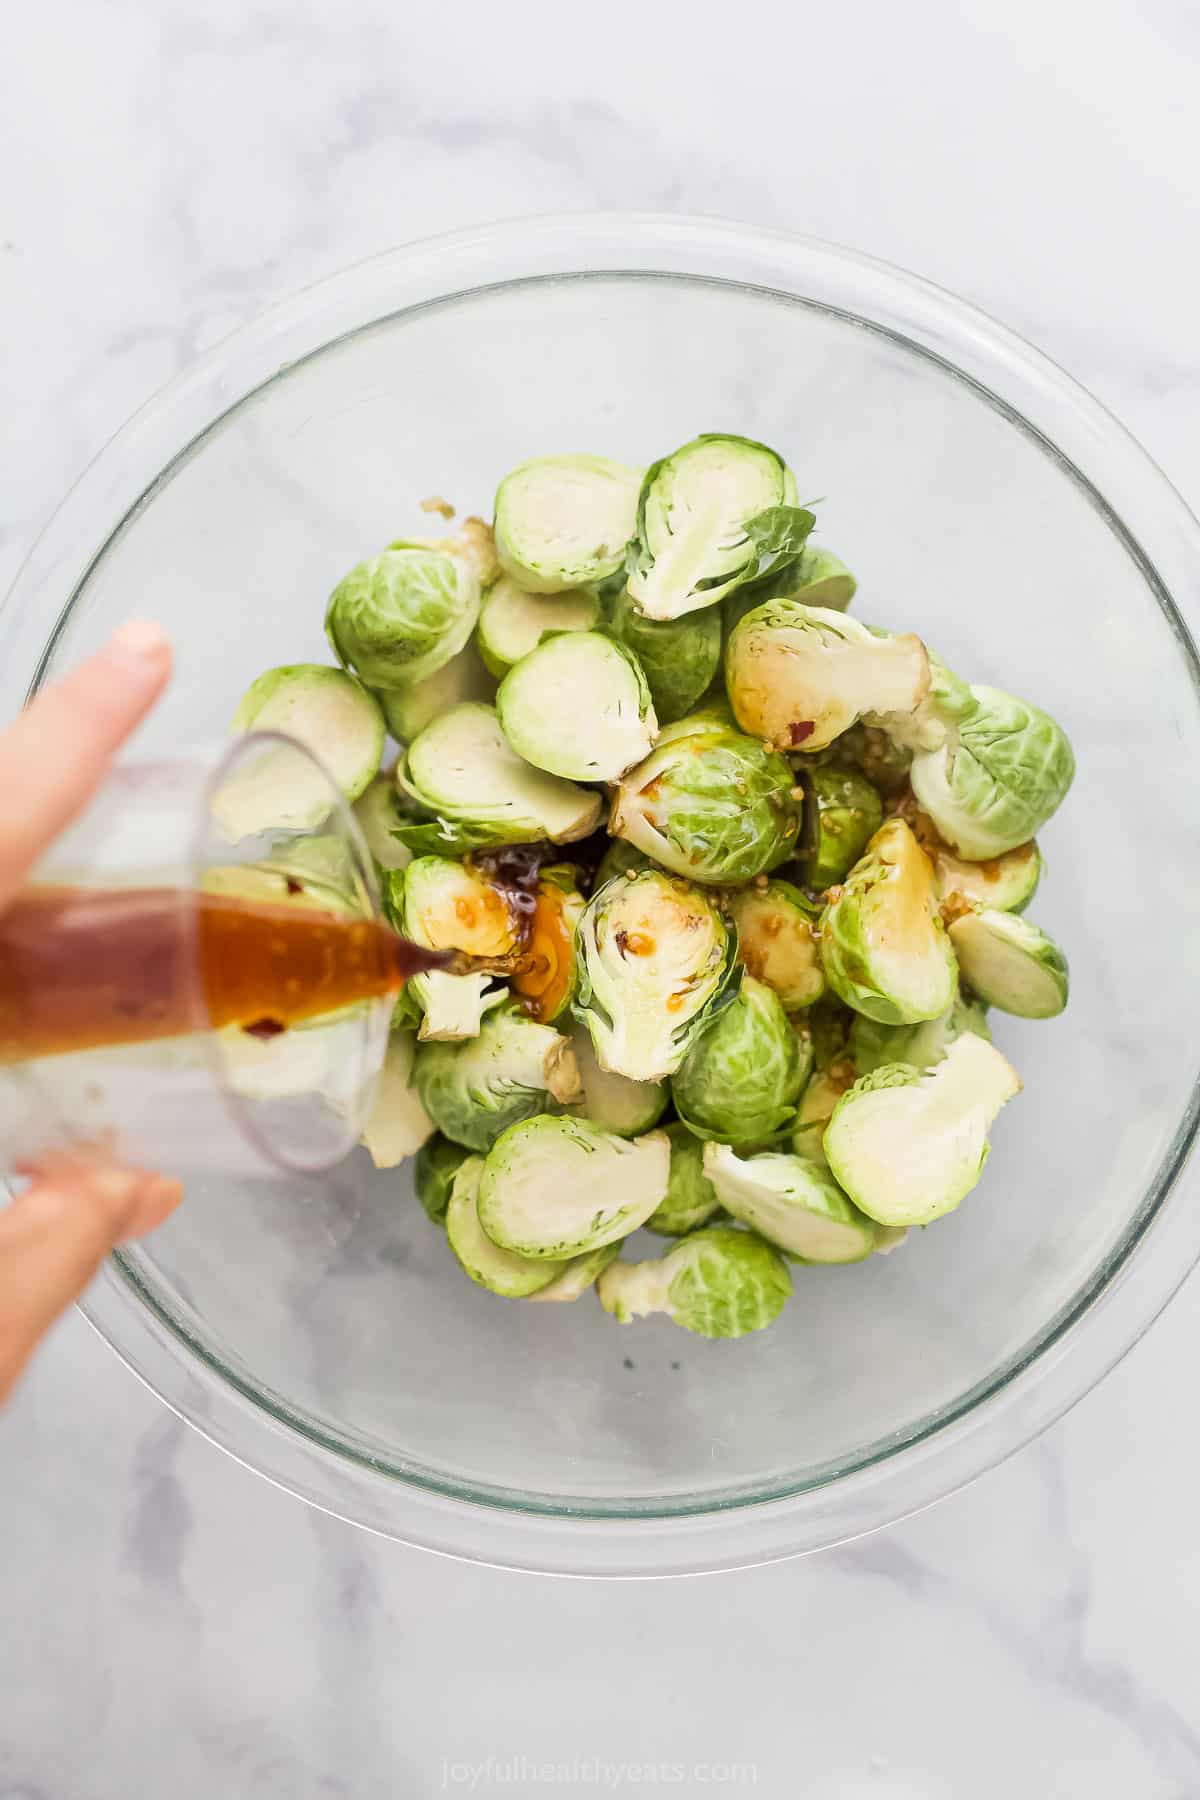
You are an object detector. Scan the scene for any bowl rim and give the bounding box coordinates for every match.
[5,210,1200,1576]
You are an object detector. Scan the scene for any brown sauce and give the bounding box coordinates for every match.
[0,884,450,1064]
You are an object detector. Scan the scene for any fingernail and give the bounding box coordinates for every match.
[90,1168,143,1204]
[144,1176,183,1209]
[105,619,171,668]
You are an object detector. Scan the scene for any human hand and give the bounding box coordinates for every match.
[0,622,181,1405]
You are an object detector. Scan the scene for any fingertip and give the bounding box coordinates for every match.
[118,1175,184,1241]
[100,619,173,682]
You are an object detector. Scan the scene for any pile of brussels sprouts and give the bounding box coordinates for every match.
[225,433,1074,1342]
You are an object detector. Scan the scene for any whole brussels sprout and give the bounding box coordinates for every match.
[671,976,810,1151]
[849,996,991,1076]
[626,434,802,622]
[478,1116,671,1259]
[727,880,824,1012]
[824,1033,1022,1227]
[947,908,1069,1019]
[807,995,856,1073]
[216,665,386,839]
[820,819,958,1025]
[326,546,480,691]
[597,1226,792,1339]
[593,838,654,890]
[611,722,801,885]
[574,870,740,1083]
[608,589,723,725]
[799,766,884,891]
[360,1031,435,1170]
[446,1157,567,1298]
[414,1004,583,1152]
[645,1121,725,1236]
[494,454,642,592]
[395,704,603,855]
[414,1133,474,1226]
[497,632,657,782]
[725,602,931,752]
[910,684,1075,860]
[703,1143,878,1264]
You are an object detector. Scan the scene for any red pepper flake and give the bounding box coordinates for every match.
[284,877,303,895]
[787,721,816,745]
[242,1017,286,1040]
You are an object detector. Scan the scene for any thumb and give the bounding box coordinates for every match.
[0,1159,182,1405]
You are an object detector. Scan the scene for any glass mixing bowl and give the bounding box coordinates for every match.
[4,215,1200,1577]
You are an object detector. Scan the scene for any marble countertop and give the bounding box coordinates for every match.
[3,1,1200,1793]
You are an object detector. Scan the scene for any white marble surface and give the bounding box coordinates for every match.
[3,1,1200,1792]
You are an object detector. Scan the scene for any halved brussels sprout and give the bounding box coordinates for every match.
[644,1121,724,1236]
[652,699,736,745]
[478,1116,670,1259]
[611,724,800,885]
[477,575,600,676]
[725,543,858,634]
[379,639,495,744]
[361,1031,436,1169]
[837,722,914,795]
[217,1020,341,1106]
[326,546,480,691]
[849,995,991,1076]
[785,545,857,612]
[947,908,1069,1019]
[497,632,657,782]
[566,1023,669,1137]
[352,774,415,874]
[526,1242,622,1303]
[727,880,824,1012]
[414,1133,472,1226]
[397,515,499,587]
[608,590,723,725]
[215,665,385,838]
[574,870,740,1082]
[593,838,653,889]
[597,1226,792,1338]
[511,871,585,1025]
[414,1003,582,1152]
[824,1032,1022,1227]
[626,435,799,622]
[494,454,641,592]
[791,1068,853,1166]
[725,603,931,752]
[399,856,516,1040]
[396,704,603,855]
[924,647,975,720]
[910,684,1075,860]
[821,819,959,1025]
[671,976,810,1151]
[807,995,856,1072]
[799,766,884,891]
[931,836,1041,914]
[259,833,362,912]
[703,1144,877,1264]
[446,1157,566,1297]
